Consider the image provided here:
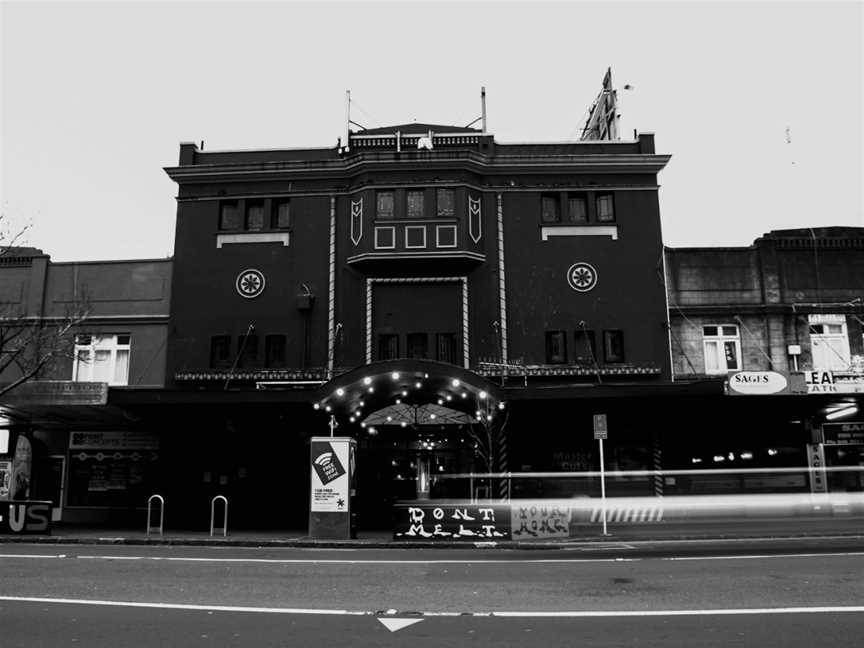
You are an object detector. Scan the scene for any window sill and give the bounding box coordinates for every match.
[374,218,458,224]
[216,232,291,248]
[541,225,618,241]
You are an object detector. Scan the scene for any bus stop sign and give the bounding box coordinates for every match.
[593,414,608,440]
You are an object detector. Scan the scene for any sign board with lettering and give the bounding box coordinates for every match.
[69,431,159,450]
[393,504,511,540]
[2,381,108,406]
[823,422,864,446]
[593,414,608,440]
[728,371,788,395]
[794,371,864,394]
[309,436,355,540]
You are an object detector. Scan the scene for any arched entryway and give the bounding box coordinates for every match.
[313,360,504,529]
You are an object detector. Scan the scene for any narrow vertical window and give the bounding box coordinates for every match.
[596,194,615,222]
[237,334,258,368]
[574,329,597,364]
[377,191,394,219]
[436,333,458,365]
[603,330,625,363]
[265,334,287,368]
[568,196,588,223]
[246,201,265,231]
[436,189,455,218]
[210,336,231,368]
[545,330,567,364]
[541,195,561,223]
[272,200,291,229]
[377,334,399,360]
[219,202,241,230]
[407,190,425,219]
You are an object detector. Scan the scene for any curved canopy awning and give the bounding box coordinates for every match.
[312,359,504,426]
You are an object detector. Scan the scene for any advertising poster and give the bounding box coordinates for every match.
[310,439,350,513]
[0,460,11,500]
[11,436,32,500]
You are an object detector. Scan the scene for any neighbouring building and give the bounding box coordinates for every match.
[666,227,864,494]
[0,247,171,523]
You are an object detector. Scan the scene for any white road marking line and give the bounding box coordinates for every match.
[1,597,863,618]
[663,552,864,561]
[74,556,639,564]
[0,554,66,559]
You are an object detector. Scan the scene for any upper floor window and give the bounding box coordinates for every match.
[73,334,130,385]
[596,194,615,222]
[272,200,291,229]
[574,329,597,364]
[407,332,429,359]
[237,333,258,368]
[436,189,455,218]
[407,190,425,219]
[265,334,287,368]
[808,314,850,371]
[219,201,242,230]
[568,196,588,223]
[377,191,394,219]
[377,333,399,361]
[436,333,458,365]
[541,195,561,223]
[210,336,231,369]
[246,201,265,231]
[603,329,625,363]
[703,324,740,374]
[545,330,567,364]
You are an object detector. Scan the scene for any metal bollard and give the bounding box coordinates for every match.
[146,494,164,536]
[210,495,228,537]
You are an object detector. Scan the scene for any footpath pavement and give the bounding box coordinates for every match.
[1,516,863,548]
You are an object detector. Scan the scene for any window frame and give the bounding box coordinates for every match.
[376,191,395,220]
[573,328,597,364]
[210,335,232,369]
[595,194,616,223]
[702,323,741,374]
[603,329,625,364]
[541,194,562,224]
[271,200,291,229]
[73,333,131,386]
[567,195,589,223]
[436,188,455,218]
[377,333,399,361]
[219,201,242,231]
[406,190,425,220]
[545,330,568,365]
[265,334,287,368]
[808,314,851,371]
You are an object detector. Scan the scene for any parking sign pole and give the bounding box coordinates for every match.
[593,413,610,536]
[599,436,608,536]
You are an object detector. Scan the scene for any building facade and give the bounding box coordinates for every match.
[0,247,171,523]
[666,227,864,494]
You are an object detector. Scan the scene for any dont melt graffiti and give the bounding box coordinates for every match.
[393,505,511,540]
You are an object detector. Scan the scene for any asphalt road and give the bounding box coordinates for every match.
[2,540,863,646]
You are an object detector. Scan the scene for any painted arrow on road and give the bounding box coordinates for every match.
[377,617,424,632]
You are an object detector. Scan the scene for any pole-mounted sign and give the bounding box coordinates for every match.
[593,414,610,536]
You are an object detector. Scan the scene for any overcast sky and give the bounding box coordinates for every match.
[1,0,862,261]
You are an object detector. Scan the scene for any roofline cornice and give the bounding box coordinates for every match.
[164,153,671,184]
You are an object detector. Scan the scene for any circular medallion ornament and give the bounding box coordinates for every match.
[566,262,598,292]
[235,268,266,299]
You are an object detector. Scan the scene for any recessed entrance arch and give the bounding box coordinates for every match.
[312,360,506,529]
